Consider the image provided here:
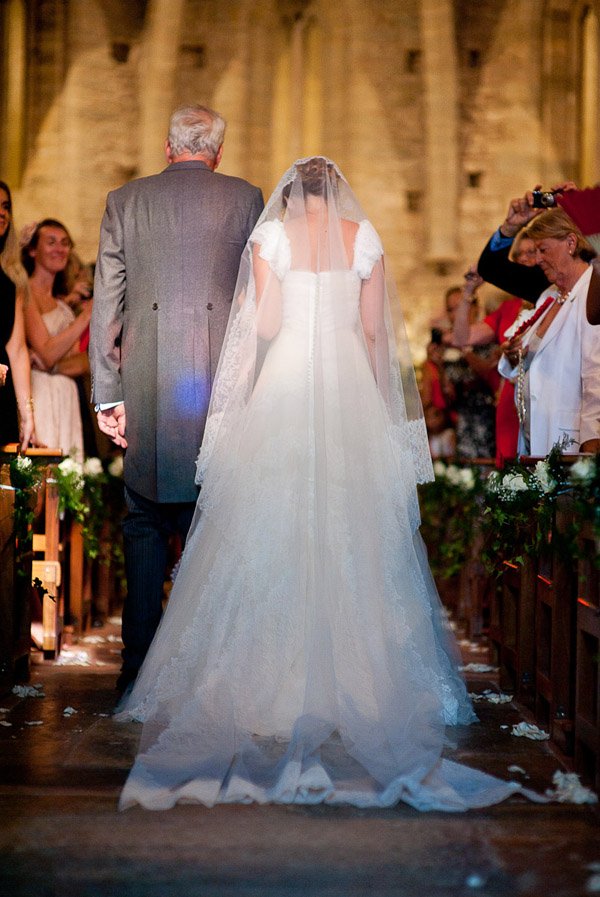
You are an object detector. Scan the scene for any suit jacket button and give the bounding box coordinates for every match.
[152,302,158,310]
[207,303,213,311]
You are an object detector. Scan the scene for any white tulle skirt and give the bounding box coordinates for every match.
[116,307,532,812]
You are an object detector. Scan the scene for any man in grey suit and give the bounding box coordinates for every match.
[90,104,264,696]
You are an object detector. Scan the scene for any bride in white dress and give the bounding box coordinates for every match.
[116,157,534,811]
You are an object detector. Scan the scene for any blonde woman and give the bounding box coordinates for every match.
[21,219,92,459]
[499,208,600,454]
[0,180,35,449]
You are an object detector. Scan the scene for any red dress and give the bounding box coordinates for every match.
[483,297,523,466]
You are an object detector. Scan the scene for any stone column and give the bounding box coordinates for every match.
[419,0,459,268]
[3,0,26,186]
[302,16,323,156]
[580,6,599,186]
[138,0,186,177]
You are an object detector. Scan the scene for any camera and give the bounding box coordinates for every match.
[531,189,561,209]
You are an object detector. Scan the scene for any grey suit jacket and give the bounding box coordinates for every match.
[90,161,264,502]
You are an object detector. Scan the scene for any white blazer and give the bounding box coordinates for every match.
[498,265,600,456]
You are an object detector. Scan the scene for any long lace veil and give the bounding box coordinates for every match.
[195,156,433,515]
[116,158,537,812]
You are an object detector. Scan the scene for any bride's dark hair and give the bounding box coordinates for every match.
[281,157,338,207]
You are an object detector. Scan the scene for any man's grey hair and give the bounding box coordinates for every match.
[167,104,226,160]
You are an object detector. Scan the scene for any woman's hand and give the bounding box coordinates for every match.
[17,405,37,452]
[500,191,540,237]
[463,265,483,295]
[501,334,527,368]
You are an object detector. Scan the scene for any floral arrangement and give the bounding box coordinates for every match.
[418,444,600,581]
[481,445,600,571]
[568,454,600,547]
[8,455,43,572]
[418,461,483,579]
[55,454,124,561]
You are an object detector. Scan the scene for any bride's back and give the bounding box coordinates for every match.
[283,195,359,274]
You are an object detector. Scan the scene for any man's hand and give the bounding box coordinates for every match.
[97,403,128,449]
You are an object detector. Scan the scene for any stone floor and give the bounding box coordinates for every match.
[0,619,598,897]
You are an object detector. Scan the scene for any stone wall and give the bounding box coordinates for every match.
[1,0,598,358]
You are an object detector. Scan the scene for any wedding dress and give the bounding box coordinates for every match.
[116,158,535,811]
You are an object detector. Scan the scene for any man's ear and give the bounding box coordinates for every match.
[165,140,173,164]
[214,145,224,170]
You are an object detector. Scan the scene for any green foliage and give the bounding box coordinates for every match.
[418,462,484,579]
[419,444,600,579]
[8,455,44,574]
[55,456,124,563]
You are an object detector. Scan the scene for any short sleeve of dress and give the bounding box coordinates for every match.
[353,219,384,280]
[250,219,291,281]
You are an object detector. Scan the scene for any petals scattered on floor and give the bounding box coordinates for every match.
[545,771,598,805]
[511,722,550,740]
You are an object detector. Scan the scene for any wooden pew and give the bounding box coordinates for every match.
[533,496,577,755]
[0,479,31,686]
[574,519,600,790]
[0,446,66,676]
[488,556,536,708]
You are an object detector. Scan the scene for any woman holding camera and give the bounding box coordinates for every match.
[21,219,93,459]
[480,199,600,455]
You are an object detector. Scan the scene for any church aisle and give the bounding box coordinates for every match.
[0,626,598,897]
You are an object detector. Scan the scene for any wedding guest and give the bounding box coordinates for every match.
[420,334,456,458]
[0,180,35,449]
[498,208,600,454]
[442,284,498,459]
[21,219,92,459]
[452,236,537,465]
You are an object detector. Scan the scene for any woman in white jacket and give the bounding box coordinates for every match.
[499,208,600,456]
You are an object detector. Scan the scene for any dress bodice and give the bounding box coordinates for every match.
[41,298,76,337]
[280,269,362,333]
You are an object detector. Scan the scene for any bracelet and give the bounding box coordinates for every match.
[19,397,34,412]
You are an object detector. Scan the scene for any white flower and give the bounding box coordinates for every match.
[83,457,103,477]
[485,470,500,491]
[533,460,556,494]
[502,473,528,492]
[58,457,84,477]
[445,465,463,486]
[459,468,476,490]
[15,455,32,471]
[433,460,446,478]
[108,455,124,478]
[570,456,595,485]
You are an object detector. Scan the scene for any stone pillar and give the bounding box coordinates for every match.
[138,0,186,177]
[419,0,459,268]
[289,16,306,160]
[3,0,26,186]
[580,6,599,187]
[302,16,323,157]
